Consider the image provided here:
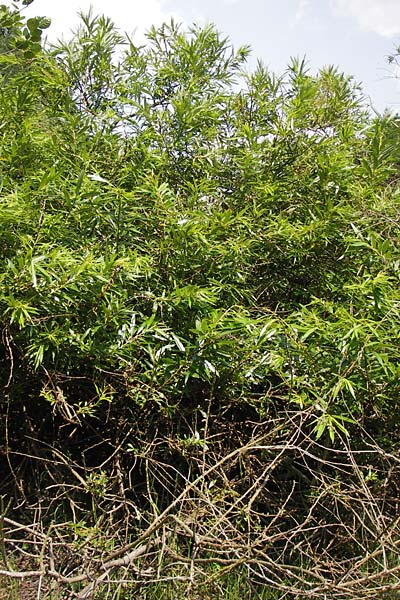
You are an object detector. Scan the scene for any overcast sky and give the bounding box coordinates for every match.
[14,0,400,113]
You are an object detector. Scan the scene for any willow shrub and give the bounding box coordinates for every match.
[1,2,400,592]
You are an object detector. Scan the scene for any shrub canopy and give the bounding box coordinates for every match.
[1,3,400,598]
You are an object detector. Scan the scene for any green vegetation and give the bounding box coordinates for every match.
[1,1,400,598]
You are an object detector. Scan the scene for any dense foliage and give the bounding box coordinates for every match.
[1,2,400,598]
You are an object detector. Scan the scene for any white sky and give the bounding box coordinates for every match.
[11,0,400,112]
